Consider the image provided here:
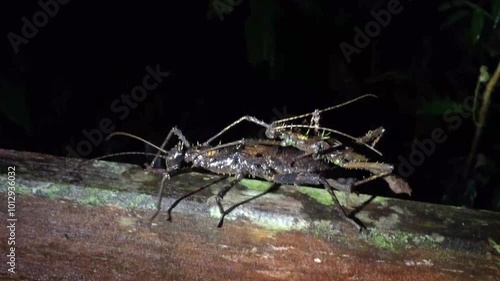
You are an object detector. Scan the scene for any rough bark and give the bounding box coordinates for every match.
[0,148,498,280]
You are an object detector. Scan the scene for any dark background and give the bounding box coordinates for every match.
[1,0,499,211]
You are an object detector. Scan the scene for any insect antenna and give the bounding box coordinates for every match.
[272,94,378,125]
[65,151,168,181]
[106,132,169,154]
[66,131,172,177]
[82,151,166,162]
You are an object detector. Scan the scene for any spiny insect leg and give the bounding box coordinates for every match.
[197,138,282,155]
[203,116,270,146]
[356,126,385,148]
[149,127,190,168]
[274,124,382,156]
[342,162,394,188]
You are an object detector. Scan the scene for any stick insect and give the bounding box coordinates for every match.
[73,95,408,231]
[193,94,411,195]
[105,131,367,231]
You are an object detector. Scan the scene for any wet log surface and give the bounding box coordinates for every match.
[0,148,499,281]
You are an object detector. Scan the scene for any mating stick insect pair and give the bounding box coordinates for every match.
[79,94,411,232]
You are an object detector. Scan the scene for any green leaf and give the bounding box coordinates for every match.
[440,10,469,30]
[470,8,485,44]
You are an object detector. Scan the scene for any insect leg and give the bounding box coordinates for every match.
[356,126,385,148]
[149,167,196,223]
[165,175,229,222]
[216,173,245,227]
[149,172,172,223]
[271,173,364,231]
[340,162,394,187]
[104,130,189,169]
[196,138,282,155]
[149,127,191,168]
[318,177,365,231]
[203,116,270,146]
[275,124,382,156]
[344,162,411,195]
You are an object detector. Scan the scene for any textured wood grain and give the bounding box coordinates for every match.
[0,148,499,280]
